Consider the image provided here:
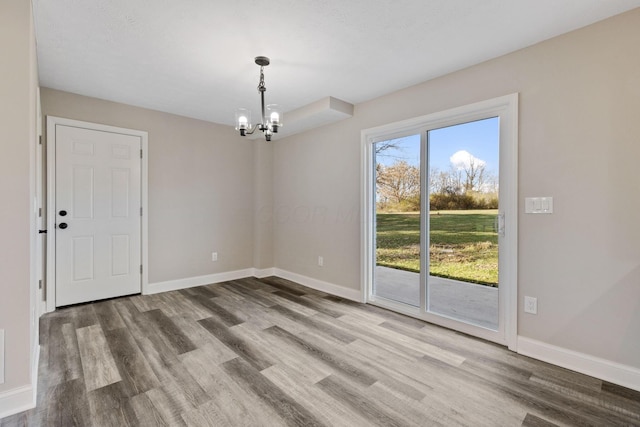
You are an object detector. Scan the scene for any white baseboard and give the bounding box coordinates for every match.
[517,336,640,392]
[273,268,364,303]
[0,385,34,419]
[146,268,255,295]
[145,267,363,303]
[0,345,39,420]
[253,268,276,279]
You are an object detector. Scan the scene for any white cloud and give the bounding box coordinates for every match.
[449,150,486,170]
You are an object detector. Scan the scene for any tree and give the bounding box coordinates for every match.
[430,167,462,195]
[450,150,488,193]
[376,161,420,206]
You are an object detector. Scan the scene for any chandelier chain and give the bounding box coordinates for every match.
[258,66,266,92]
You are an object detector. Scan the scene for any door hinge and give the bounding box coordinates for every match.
[140,265,143,274]
[39,135,42,145]
[39,279,42,290]
[140,149,143,159]
[140,207,143,216]
[38,207,42,218]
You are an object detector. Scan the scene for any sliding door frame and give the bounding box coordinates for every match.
[361,94,518,350]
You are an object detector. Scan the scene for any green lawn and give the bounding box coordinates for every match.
[376,210,499,286]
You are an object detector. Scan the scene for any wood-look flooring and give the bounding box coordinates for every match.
[1,276,639,426]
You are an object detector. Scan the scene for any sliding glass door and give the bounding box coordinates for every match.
[364,95,518,347]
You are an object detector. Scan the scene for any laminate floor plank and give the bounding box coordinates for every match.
[45,316,79,386]
[92,299,127,331]
[155,291,212,320]
[129,391,171,427]
[198,316,274,371]
[183,293,245,327]
[180,401,228,427]
[44,379,92,427]
[220,281,277,307]
[270,304,357,345]
[297,329,427,401]
[71,304,100,329]
[221,357,326,427]
[86,381,138,427]
[171,315,239,364]
[143,309,197,355]
[103,327,160,395]
[145,387,189,427]
[341,313,467,367]
[114,299,184,379]
[161,359,211,411]
[265,325,377,387]
[368,380,457,427]
[262,365,374,427]
[259,290,320,317]
[251,304,308,335]
[273,290,345,318]
[0,412,30,427]
[4,277,639,426]
[316,374,404,427]
[332,297,428,328]
[521,413,561,426]
[211,295,275,330]
[76,324,122,392]
[182,355,285,426]
[232,322,332,384]
[256,276,309,296]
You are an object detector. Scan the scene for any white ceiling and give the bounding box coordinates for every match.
[33,0,640,128]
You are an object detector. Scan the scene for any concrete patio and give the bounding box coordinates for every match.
[374,266,499,330]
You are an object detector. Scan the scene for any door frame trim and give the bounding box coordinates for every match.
[360,93,518,350]
[46,116,149,312]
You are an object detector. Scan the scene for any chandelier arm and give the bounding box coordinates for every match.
[244,125,259,135]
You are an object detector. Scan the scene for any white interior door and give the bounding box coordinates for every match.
[55,124,142,306]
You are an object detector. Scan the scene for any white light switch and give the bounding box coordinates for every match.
[525,197,553,214]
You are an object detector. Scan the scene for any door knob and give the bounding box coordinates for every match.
[58,223,68,229]
[59,210,67,216]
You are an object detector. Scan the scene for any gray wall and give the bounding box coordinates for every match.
[0,0,38,395]
[272,9,640,368]
[40,89,258,284]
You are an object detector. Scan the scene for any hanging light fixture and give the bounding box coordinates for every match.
[235,56,282,142]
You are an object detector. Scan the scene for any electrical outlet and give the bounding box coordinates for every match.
[318,256,324,267]
[0,329,5,384]
[524,296,538,314]
[211,252,218,262]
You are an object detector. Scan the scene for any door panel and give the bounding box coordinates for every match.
[426,118,500,330]
[55,125,141,306]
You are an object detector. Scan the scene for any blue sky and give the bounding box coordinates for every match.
[376,117,499,174]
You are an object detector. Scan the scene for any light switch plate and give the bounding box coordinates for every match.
[525,197,553,214]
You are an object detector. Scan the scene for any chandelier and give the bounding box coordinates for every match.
[235,56,282,141]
